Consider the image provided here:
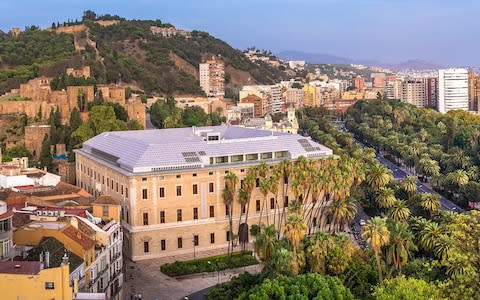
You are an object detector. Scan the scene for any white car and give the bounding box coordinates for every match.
[359,219,366,226]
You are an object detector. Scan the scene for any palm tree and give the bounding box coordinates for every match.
[284,207,307,275]
[366,163,393,191]
[375,187,397,210]
[276,159,293,235]
[402,176,417,199]
[306,232,332,274]
[386,221,417,274]
[419,193,440,218]
[418,221,444,252]
[259,177,271,225]
[328,197,357,233]
[362,217,390,282]
[254,224,277,262]
[224,172,238,255]
[389,200,411,222]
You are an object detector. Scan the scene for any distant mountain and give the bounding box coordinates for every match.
[277,50,442,71]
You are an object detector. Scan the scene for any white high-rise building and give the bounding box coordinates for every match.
[438,68,469,113]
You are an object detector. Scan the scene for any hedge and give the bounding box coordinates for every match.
[160,251,258,277]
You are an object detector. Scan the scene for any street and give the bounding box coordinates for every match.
[375,154,464,212]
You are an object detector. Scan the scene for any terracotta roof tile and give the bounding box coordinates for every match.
[93,195,120,206]
[62,225,95,250]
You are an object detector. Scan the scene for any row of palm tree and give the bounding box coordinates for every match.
[222,155,366,255]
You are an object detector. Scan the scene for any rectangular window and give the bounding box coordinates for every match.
[284,196,289,207]
[144,241,149,253]
[193,207,198,220]
[102,206,109,217]
[209,182,214,193]
[126,188,129,198]
[178,237,183,249]
[209,171,214,176]
[142,189,148,200]
[242,205,246,214]
[209,205,215,218]
[256,178,260,187]
[192,173,197,177]
[210,233,215,244]
[225,205,229,216]
[160,211,165,223]
[161,239,166,251]
[240,180,244,189]
[256,200,261,212]
[143,213,149,226]
[102,176,105,184]
[176,185,182,196]
[159,187,165,198]
[45,282,55,290]
[193,235,199,246]
[226,231,231,242]
[158,176,165,180]
[177,209,182,222]
[270,198,275,210]
[142,177,147,181]
[116,182,118,192]
[176,174,181,179]
[192,184,198,195]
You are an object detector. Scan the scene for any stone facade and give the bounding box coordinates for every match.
[66,66,91,78]
[24,125,51,159]
[126,102,146,128]
[52,160,76,185]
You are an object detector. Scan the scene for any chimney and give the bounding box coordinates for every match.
[61,252,69,265]
[44,251,50,268]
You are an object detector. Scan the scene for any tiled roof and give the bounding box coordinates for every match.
[93,195,120,206]
[0,261,41,275]
[26,237,83,272]
[62,225,95,250]
[78,125,332,174]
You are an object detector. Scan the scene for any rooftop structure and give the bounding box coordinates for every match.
[77,126,332,174]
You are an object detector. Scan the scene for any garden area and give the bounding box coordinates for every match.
[160,251,258,277]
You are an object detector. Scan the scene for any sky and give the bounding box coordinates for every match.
[0,0,478,66]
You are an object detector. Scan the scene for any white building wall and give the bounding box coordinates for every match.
[438,68,469,113]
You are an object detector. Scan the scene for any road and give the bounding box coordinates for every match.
[375,153,464,212]
[145,112,155,129]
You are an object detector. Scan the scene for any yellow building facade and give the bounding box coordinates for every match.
[75,126,333,261]
[0,261,72,300]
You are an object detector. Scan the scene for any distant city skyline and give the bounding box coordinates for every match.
[1,0,479,66]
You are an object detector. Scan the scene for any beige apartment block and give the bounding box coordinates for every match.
[75,126,332,261]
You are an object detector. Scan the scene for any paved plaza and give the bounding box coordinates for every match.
[123,246,260,300]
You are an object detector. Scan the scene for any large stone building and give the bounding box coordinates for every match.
[0,75,146,128]
[24,125,51,159]
[75,126,333,260]
[199,60,225,98]
[240,94,267,117]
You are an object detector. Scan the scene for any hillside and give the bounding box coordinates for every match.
[0,14,287,97]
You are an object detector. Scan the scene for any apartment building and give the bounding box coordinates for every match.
[75,126,333,261]
[199,60,225,98]
[400,79,427,107]
[385,76,402,100]
[303,84,321,107]
[438,68,469,113]
[0,201,13,261]
[352,75,365,91]
[424,77,438,108]
[468,70,480,112]
[285,88,304,108]
[240,85,283,114]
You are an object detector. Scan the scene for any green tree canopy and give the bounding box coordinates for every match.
[373,276,441,300]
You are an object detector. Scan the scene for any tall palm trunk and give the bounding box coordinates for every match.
[375,250,383,282]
